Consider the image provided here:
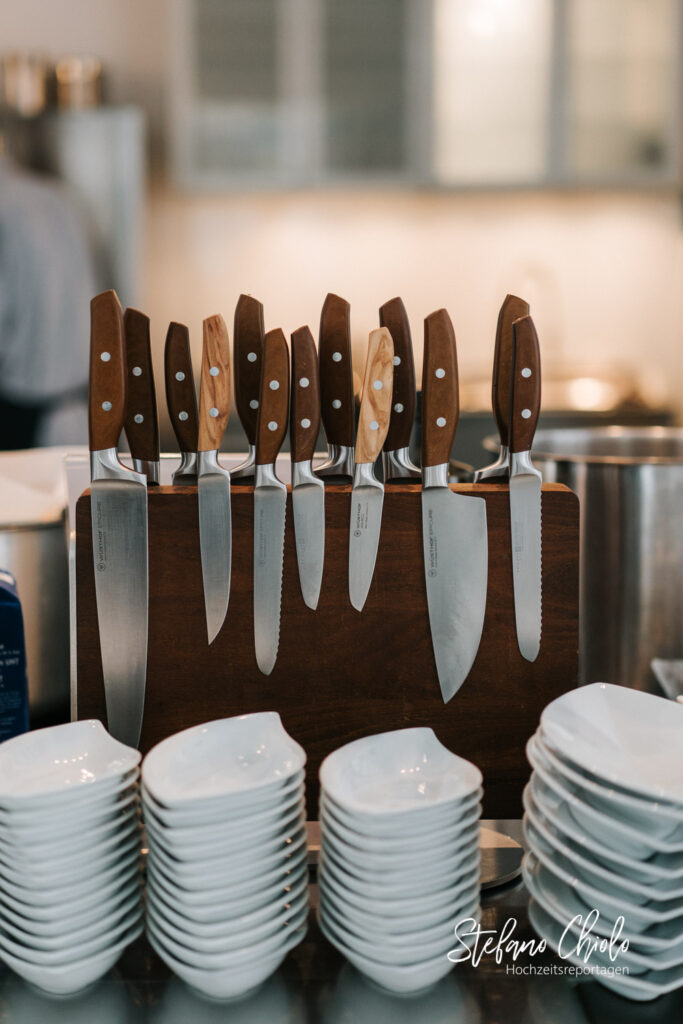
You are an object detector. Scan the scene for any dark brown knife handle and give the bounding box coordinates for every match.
[421,309,459,469]
[509,315,541,455]
[290,326,320,463]
[379,296,416,451]
[492,294,529,446]
[198,315,231,453]
[164,322,198,454]
[319,293,354,448]
[123,308,159,463]
[256,329,290,465]
[234,294,265,445]
[89,290,126,452]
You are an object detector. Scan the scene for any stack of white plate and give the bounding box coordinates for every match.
[141,712,309,1000]
[524,682,683,1001]
[318,727,483,995]
[0,720,143,995]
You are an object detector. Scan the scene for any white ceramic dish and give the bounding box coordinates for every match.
[0,846,141,912]
[1,885,141,952]
[321,787,483,840]
[142,713,306,806]
[0,803,140,866]
[0,721,140,806]
[320,729,481,817]
[0,870,141,936]
[0,901,142,966]
[540,683,683,805]
[0,769,139,826]
[0,788,139,849]
[0,825,141,889]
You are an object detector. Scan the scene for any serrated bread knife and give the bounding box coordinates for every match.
[164,321,199,484]
[379,296,420,480]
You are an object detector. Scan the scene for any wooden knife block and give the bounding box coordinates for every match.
[75,483,579,820]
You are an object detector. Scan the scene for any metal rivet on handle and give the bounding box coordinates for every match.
[102,401,112,412]
[435,368,445,379]
[521,409,532,419]
[134,414,144,424]
[301,418,311,429]
[247,352,257,362]
[250,399,259,409]
[175,371,185,382]
[210,366,219,377]
[269,380,280,391]
[209,407,219,418]
[268,421,278,432]
[373,380,383,390]
[100,351,111,362]
[394,403,404,413]
[522,367,532,378]
[179,411,188,421]
[393,356,401,366]
[332,399,341,409]
[332,352,342,362]
[132,366,142,377]
[299,377,309,388]
[369,421,379,431]
[436,416,446,427]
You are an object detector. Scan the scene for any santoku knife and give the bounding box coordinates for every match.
[164,321,199,484]
[508,314,542,662]
[348,327,394,611]
[290,326,325,610]
[379,297,420,480]
[421,308,488,703]
[253,328,290,674]
[232,294,265,479]
[89,290,148,748]
[197,315,232,644]
[316,293,355,478]
[123,308,159,485]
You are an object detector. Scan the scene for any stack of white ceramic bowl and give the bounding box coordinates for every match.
[524,682,683,1001]
[0,720,143,995]
[318,727,483,995]
[141,712,309,1000]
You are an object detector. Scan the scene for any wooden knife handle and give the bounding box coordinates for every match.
[89,290,126,452]
[354,328,394,465]
[234,294,265,446]
[290,326,320,464]
[421,309,459,469]
[509,315,541,455]
[379,296,416,451]
[164,321,198,454]
[123,308,159,464]
[197,314,231,453]
[492,293,529,447]
[319,293,354,448]
[256,329,290,466]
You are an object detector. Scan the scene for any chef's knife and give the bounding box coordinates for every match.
[197,314,232,644]
[508,314,542,663]
[348,328,394,611]
[89,290,148,748]
[232,294,265,479]
[253,328,290,674]
[379,297,420,480]
[290,326,324,610]
[123,308,159,485]
[164,321,198,484]
[316,293,355,478]
[474,293,529,482]
[421,308,488,703]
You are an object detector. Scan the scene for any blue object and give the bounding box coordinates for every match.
[0,570,29,741]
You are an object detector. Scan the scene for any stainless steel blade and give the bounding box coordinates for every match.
[510,471,542,662]
[91,478,148,747]
[348,481,384,612]
[292,482,325,610]
[422,487,488,702]
[198,467,232,644]
[254,483,287,674]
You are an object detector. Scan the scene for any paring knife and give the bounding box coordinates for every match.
[164,322,199,484]
[316,293,355,478]
[508,314,542,663]
[197,315,232,644]
[232,294,265,479]
[89,290,148,748]
[421,309,488,703]
[348,328,394,611]
[379,297,420,480]
[123,308,160,485]
[253,328,290,674]
[474,293,530,482]
[290,326,325,610]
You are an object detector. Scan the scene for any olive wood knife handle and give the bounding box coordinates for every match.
[197,315,231,453]
[354,328,394,465]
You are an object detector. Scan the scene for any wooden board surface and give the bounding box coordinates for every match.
[75,483,579,820]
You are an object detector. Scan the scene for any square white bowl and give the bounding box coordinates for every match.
[0,846,141,910]
[321,786,482,839]
[0,769,139,828]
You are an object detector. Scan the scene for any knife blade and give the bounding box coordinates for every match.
[421,308,488,703]
[123,308,160,485]
[89,290,148,748]
[232,294,265,479]
[253,328,290,674]
[348,327,394,611]
[316,293,355,479]
[508,314,542,662]
[290,325,325,610]
[474,293,529,482]
[164,321,199,484]
[379,296,420,480]
[197,314,232,644]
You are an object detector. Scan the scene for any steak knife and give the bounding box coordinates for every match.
[253,328,290,674]
[164,321,199,484]
[197,315,232,644]
[290,326,325,610]
[316,293,355,478]
[348,327,394,611]
[474,293,529,482]
[379,297,420,480]
[508,314,542,662]
[123,309,159,485]
[421,309,488,703]
[232,294,265,479]
[89,290,148,748]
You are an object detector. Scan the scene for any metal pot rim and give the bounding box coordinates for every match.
[484,427,683,466]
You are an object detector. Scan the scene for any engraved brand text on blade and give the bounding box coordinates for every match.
[427,508,438,576]
[95,499,108,571]
[354,501,370,533]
